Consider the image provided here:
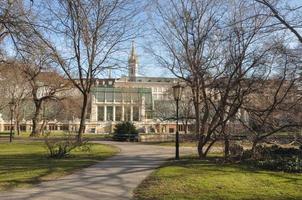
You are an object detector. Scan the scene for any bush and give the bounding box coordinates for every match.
[113,122,138,142]
[251,156,302,173]
[229,143,244,160]
[243,144,302,173]
[44,133,90,159]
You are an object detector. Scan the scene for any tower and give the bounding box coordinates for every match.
[128,41,138,81]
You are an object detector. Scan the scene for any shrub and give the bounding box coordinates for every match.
[113,121,138,142]
[253,156,302,173]
[243,144,302,173]
[229,143,244,160]
[44,133,90,159]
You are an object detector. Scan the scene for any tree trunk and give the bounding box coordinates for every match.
[204,139,216,157]
[15,120,20,136]
[78,93,89,143]
[194,96,203,158]
[251,139,259,159]
[30,101,42,137]
[224,136,230,160]
[198,136,207,159]
[13,104,21,136]
[40,120,47,135]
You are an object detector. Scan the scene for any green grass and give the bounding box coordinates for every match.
[6,131,113,140]
[140,141,249,147]
[0,141,118,191]
[134,158,302,200]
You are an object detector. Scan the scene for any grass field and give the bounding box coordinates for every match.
[0,141,118,191]
[134,158,302,200]
[0,131,113,141]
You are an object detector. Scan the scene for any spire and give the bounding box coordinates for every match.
[128,41,138,81]
[129,40,137,63]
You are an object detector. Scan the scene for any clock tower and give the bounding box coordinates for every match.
[128,41,138,81]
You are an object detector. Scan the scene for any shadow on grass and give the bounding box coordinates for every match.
[161,157,302,186]
[134,156,302,200]
[0,145,116,191]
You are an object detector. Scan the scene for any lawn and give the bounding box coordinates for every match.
[7,131,112,140]
[0,141,119,191]
[134,158,302,200]
[141,141,251,149]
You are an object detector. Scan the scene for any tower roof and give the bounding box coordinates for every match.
[129,41,138,63]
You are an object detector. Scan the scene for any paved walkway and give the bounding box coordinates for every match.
[0,141,196,200]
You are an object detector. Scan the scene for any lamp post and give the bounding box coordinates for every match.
[172,83,183,160]
[8,101,14,143]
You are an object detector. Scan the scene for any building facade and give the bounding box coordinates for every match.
[85,42,182,134]
[0,42,186,134]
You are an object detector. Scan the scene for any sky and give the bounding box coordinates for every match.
[123,0,302,78]
[3,0,302,79]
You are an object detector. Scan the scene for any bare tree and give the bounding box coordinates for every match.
[151,0,301,159]
[26,0,141,142]
[0,0,33,62]
[239,46,302,154]
[0,61,30,135]
[255,0,302,43]
[150,0,226,158]
[18,52,72,137]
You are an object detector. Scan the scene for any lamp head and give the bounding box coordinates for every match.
[172,83,183,101]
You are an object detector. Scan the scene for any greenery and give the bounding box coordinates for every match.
[4,131,113,140]
[0,132,14,136]
[113,121,138,142]
[134,158,302,200]
[0,141,118,191]
[44,134,89,159]
[243,145,302,173]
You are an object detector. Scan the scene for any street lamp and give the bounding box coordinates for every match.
[172,83,183,160]
[8,101,14,143]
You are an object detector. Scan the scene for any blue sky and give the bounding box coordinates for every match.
[3,0,302,79]
[125,0,302,78]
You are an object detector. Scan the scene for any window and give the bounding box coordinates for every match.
[145,111,153,119]
[97,92,105,102]
[106,92,114,102]
[124,93,131,102]
[133,106,139,121]
[115,106,122,121]
[115,92,122,102]
[145,93,153,110]
[97,106,104,121]
[124,106,131,121]
[132,93,139,102]
[107,106,113,121]
[49,124,58,131]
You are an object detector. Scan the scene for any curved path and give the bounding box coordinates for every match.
[0,141,196,200]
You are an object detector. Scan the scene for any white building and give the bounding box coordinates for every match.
[85,42,185,134]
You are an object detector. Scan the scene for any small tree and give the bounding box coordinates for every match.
[113,122,138,142]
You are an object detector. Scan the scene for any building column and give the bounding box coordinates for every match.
[90,95,98,121]
[141,96,145,121]
[113,106,116,121]
[122,106,125,121]
[0,121,3,132]
[104,106,107,121]
[130,105,133,121]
